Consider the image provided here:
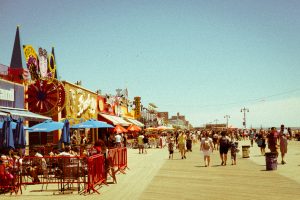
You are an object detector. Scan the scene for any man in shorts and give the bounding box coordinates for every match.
[178,131,187,159]
[138,133,145,154]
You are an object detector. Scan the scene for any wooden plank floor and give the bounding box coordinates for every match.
[139,144,300,200]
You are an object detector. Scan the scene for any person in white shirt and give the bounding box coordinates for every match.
[200,131,214,167]
[58,146,74,156]
[138,133,145,154]
[115,133,122,148]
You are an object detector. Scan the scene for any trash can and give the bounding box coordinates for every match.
[242,145,250,158]
[265,152,277,171]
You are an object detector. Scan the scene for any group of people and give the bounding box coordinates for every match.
[199,130,238,167]
[163,124,289,167]
[137,133,149,154]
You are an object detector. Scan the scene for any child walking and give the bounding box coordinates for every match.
[230,140,239,165]
[168,137,175,159]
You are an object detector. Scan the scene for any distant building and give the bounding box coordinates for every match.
[168,112,191,129]
[205,123,226,130]
[157,112,169,125]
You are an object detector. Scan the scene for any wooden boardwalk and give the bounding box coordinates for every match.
[140,144,300,200]
[2,141,299,200]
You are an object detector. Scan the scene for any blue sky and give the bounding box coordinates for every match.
[1,0,300,128]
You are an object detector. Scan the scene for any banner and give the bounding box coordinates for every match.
[134,97,141,119]
[23,45,39,80]
[38,47,48,78]
[48,51,56,79]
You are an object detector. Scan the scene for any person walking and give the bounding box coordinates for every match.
[257,129,266,155]
[115,132,122,148]
[212,131,219,150]
[143,135,149,154]
[168,136,175,159]
[279,124,288,164]
[178,131,187,159]
[249,129,255,147]
[218,131,230,166]
[138,133,145,154]
[230,139,239,165]
[267,127,278,157]
[186,131,193,152]
[200,131,213,167]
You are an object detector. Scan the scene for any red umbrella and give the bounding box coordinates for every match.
[127,124,141,132]
[114,124,128,134]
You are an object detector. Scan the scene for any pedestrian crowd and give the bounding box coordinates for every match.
[150,124,291,167]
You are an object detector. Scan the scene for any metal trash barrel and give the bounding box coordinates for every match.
[265,152,277,170]
[242,145,250,158]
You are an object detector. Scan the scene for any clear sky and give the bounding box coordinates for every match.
[1,0,300,128]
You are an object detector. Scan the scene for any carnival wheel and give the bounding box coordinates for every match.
[26,79,66,116]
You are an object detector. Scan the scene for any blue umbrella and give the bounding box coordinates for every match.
[1,117,15,149]
[15,118,26,148]
[71,119,114,129]
[28,119,64,132]
[60,119,70,144]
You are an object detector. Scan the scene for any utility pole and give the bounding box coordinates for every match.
[240,107,249,129]
[224,115,230,128]
[213,119,219,130]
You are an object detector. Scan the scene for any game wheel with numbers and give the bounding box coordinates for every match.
[26,79,66,116]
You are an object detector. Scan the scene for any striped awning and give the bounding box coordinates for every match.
[125,118,144,127]
[99,113,131,126]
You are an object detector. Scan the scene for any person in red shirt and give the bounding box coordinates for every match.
[267,127,278,157]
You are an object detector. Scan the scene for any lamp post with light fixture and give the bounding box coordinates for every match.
[224,115,230,129]
[240,107,249,129]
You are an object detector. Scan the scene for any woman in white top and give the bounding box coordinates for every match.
[200,131,214,167]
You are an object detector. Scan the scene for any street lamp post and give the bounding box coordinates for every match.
[213,119,218,130]
[240,107,249,129]
[224,115,230,128]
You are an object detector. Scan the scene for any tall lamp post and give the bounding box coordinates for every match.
[224,115,230,128]
[213,119,218,130]
[240,107,249,129]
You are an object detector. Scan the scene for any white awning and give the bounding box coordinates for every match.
[0,106,51,121]
[99,113,131,126]
[0,111,7,116]
[125,118,144,127]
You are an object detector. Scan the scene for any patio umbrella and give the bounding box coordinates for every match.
[114,124,128,134]
[127,124,141,132]
[1,117,15,149]
[28,119,64,132]
[145,127,157,131]
[157,126,174,131]
[15,118,26,148]
[60,119,70,144]
[71,119,114,129]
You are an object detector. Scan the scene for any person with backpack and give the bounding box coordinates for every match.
[218,131,230,166]
[200,131,214,167]
[256,129,266,155]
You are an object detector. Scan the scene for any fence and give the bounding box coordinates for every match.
[108,147,128,175]
[0,147,128,195]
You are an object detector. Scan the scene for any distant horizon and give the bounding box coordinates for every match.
[1,1,300,127]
